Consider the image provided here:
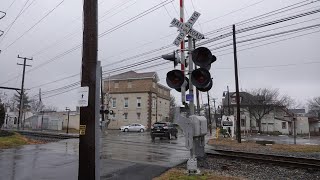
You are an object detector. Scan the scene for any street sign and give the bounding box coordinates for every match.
[222,121,233,126]
[78,86,89,107]
[186,94,194,101]
[170,11,204,46]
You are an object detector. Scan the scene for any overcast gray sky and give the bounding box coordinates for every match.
[0,0,319,110]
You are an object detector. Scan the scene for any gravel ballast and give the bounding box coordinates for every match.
[178,156,320,180]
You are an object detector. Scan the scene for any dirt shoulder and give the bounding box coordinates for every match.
[207,138,320,159]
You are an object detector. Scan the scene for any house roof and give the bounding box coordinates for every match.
[158,83,171,91]
[107,71,159,82]
[288,109,306,114]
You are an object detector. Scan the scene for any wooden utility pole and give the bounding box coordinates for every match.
[100,67,105,123]
[65,107,70,134]
[232,24,241,143]
[78,0,99,179]
[17,55,32,130]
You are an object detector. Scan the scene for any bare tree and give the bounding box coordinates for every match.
[44,105,58,112]
[245,88,291,132]
[307,96,320,117]
[29,98,45,113]
[0,99,5,128]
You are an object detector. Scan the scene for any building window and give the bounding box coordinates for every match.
[137,113,141,120]
[137,97,141,108]
[114,81,119,88]
[112,98,116,108]
[128,80,132,88]
[124,113,128,120]
[282,122,286,129]
[152,98,156,108]
[241,119,245,127]
[153,82,156,88]
[124,98,129,108]
[113,113,116,118]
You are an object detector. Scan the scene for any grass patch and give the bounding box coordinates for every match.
[0,132,42,149]
[153,168,242,180]
[272,144,320,153]
[208,138,320,153]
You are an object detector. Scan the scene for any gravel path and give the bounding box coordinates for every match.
[178,156,320,180]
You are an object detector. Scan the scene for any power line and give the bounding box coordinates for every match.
[2,0,65,51]
[210,23,320,52]
[216,28,320,57]
[204,0,317,36]
[237,0,318,26]
[26,23,319,93]
[34,28,320,99]
[237,16,320,39]
[98,0,174,37]
[200,9,320,46]
[5,0,17,12]
[29,73,79,89]
[159,0,173,19]
[29,0,136,58]
[201,0,266,24]
[189,0,204,33]
[25,0,173,73]
[0,0,33,45]
[215,61,320,70]
[2,3,319,87]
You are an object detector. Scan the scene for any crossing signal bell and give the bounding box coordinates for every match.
[191,47,216,92]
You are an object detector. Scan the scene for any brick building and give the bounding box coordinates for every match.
[103,71,171,130]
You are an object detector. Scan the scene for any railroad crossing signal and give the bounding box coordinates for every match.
[161,51,180,67]
[170,11,204,46]
[191,47,216,92]
[166,70,189,92]
[164,47,216,92]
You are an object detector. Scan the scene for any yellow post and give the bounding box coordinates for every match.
[216,128,220,139]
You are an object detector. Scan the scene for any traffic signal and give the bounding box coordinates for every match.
[191,47,216,92]
[166,70,189,92]
[100,109,109,114]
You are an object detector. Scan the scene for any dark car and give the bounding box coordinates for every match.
[151,122,178,141]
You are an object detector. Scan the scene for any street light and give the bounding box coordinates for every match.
[65,107,71,134]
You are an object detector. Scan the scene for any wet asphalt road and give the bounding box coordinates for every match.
[0,130,190,180]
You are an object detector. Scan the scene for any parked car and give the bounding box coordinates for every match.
[120,124,146,132]
[151,122,178,141]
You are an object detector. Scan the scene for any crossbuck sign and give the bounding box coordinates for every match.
[170,11,204,46]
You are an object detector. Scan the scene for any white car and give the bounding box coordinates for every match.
[120,124,146,132]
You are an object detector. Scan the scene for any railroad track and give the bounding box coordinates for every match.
[16,131,79,141]
[206,149,320,170]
